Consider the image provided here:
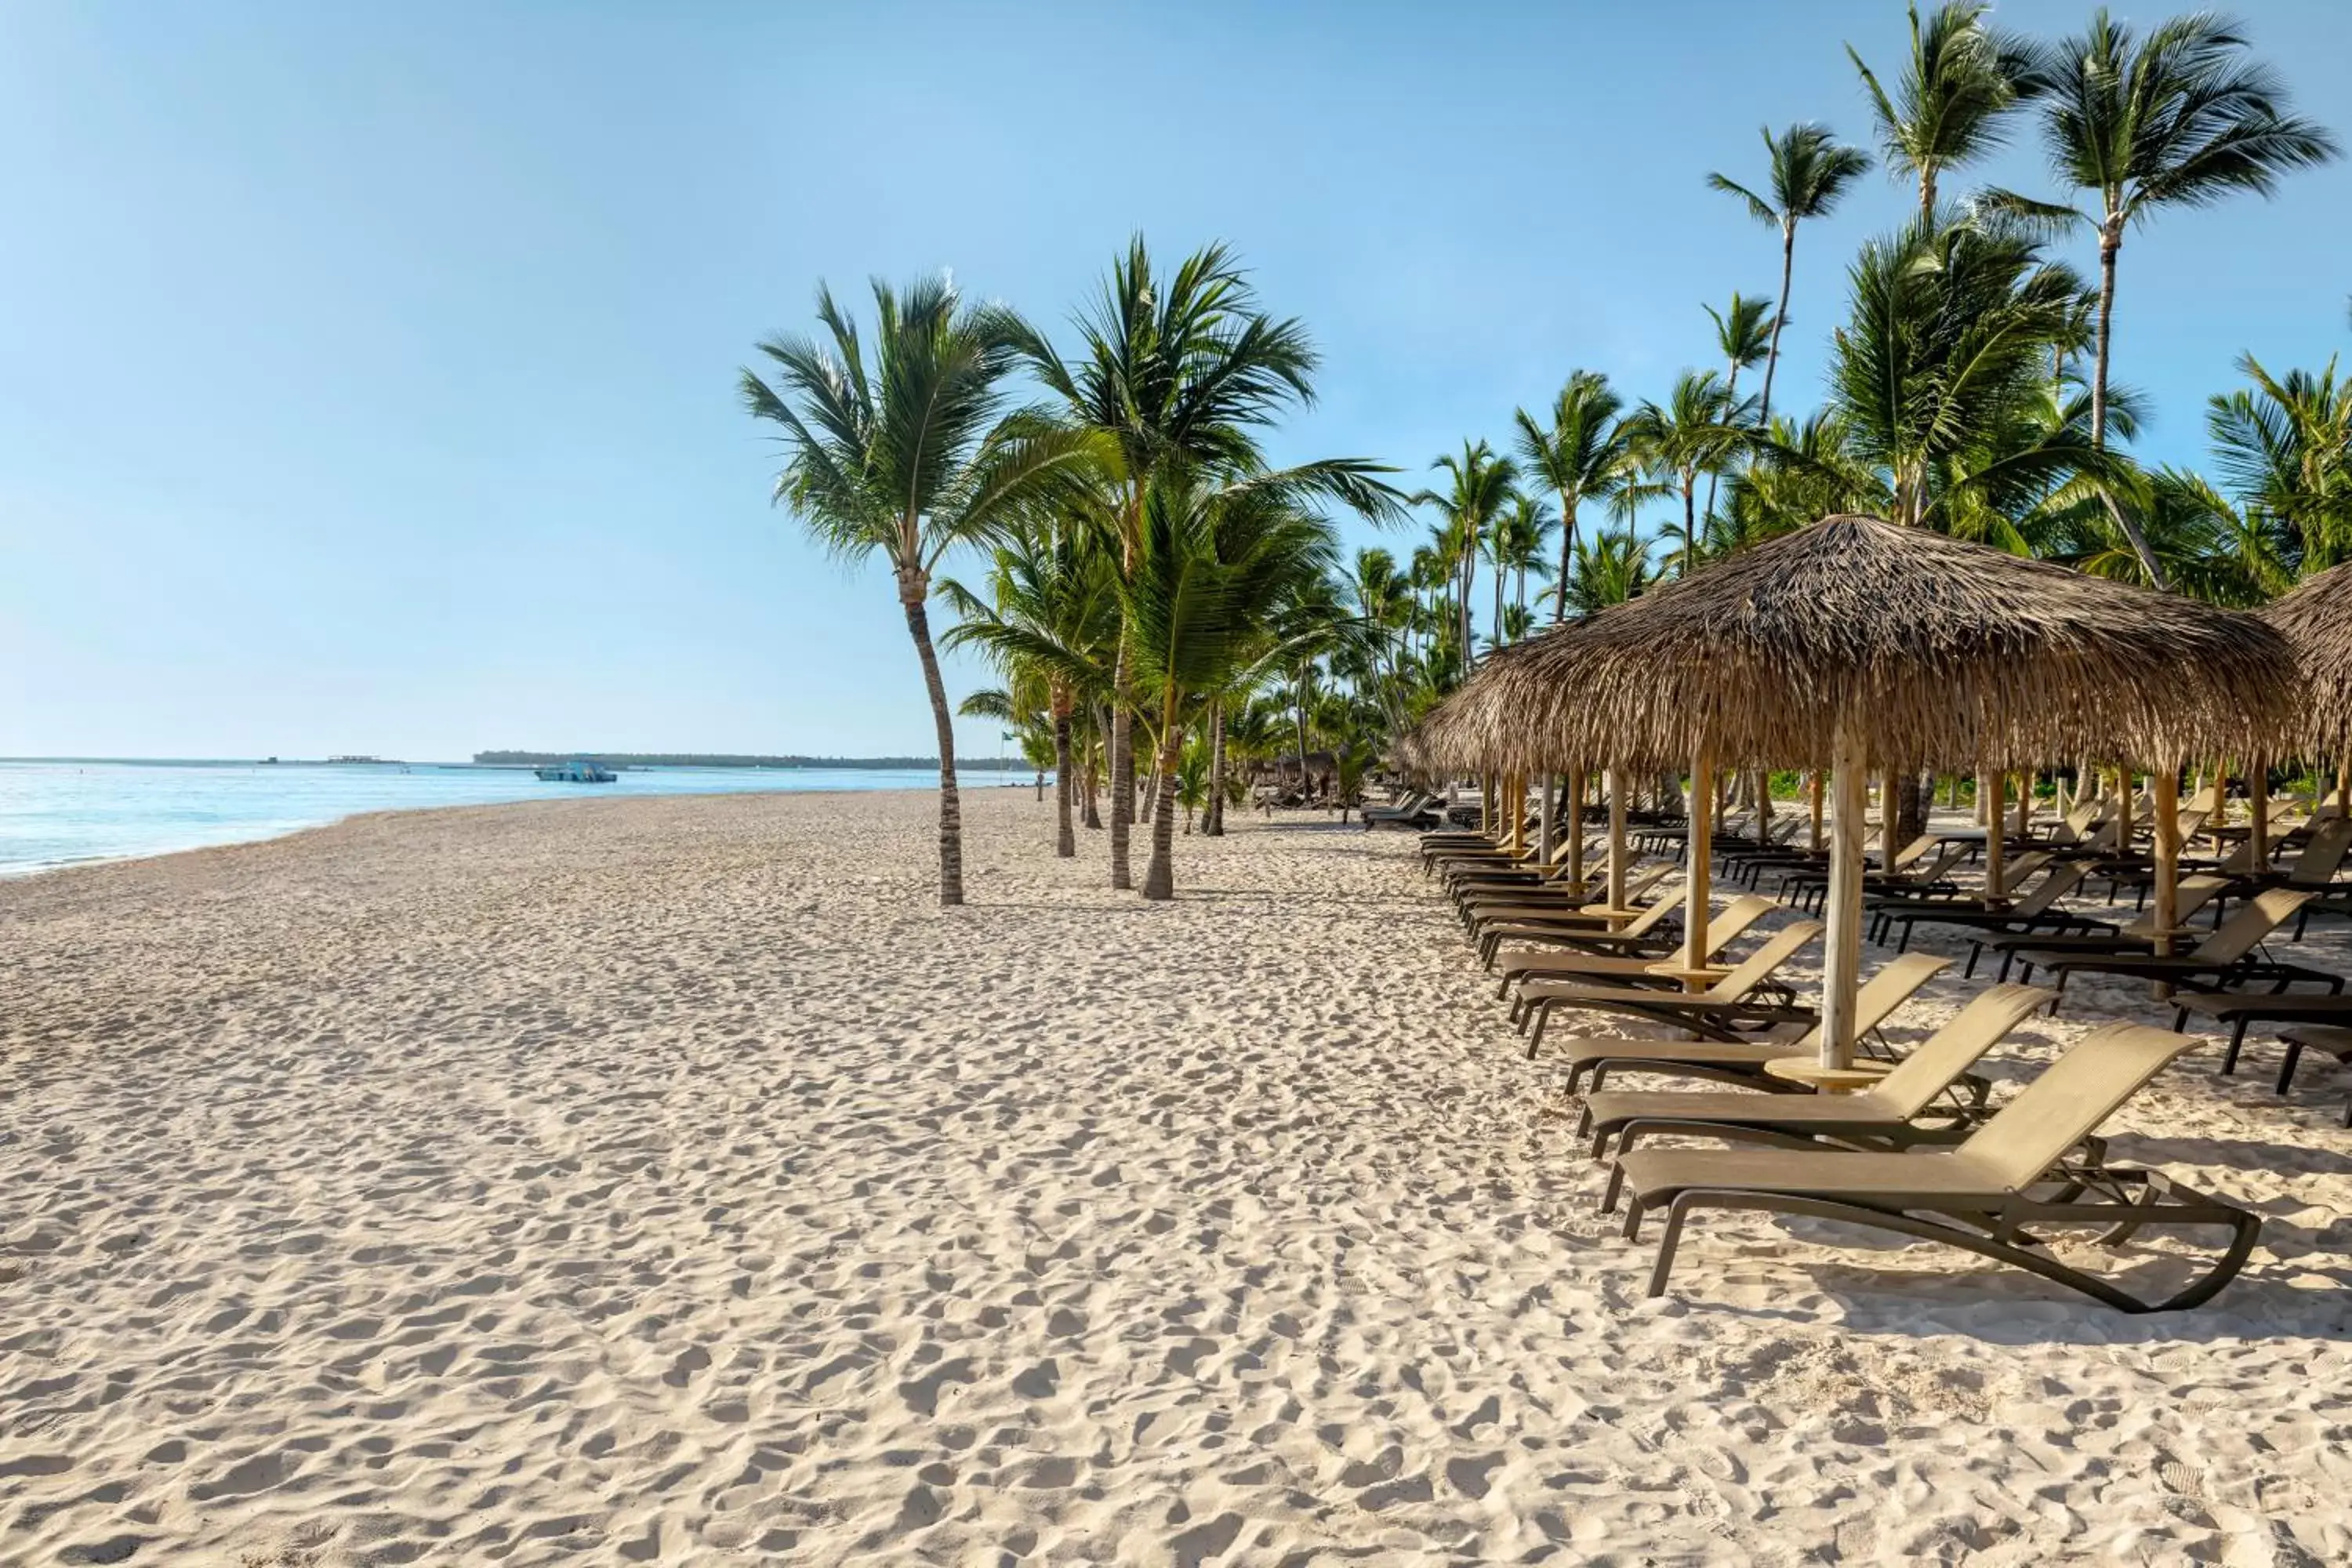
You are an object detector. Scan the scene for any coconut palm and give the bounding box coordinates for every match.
[1701,292,1777,524]
[1416,441,1519,666]
[1125,469,1343,899]
[1490,495,1558,637]
[1624,371,1752,576]
[2016,9,2338,585]
[1513,372,1630,622]
[1849,2,2042,219]
[1555,528,1657,618]
[742,275,1102,906]
[1709,124,1873,425]
[939,521,1121,859]
[2208,352,2352,579]
[1018,238,1399,891]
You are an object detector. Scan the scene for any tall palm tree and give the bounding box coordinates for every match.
[1624,371,1751,575]
[1848,2,2041,219]
[2019,9,2338,584]
[1125,469,1341,899]
[1556,528,1657,618]
[1417,441,1519,666]
[1514,371,1630,623]
[1018,238,1396,891]
[1701,292,1777,524]
[742,276,1102,906]
[2208,352,2352,579]
[939,521,1121,859]
[1490,495,1558,638]
[1709,124,1873,426]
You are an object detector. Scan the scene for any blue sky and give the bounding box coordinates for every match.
[5,1,2348,761]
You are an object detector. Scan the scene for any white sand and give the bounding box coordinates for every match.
[5,786,2352,1566]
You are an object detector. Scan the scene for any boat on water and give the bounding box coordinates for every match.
[534,759,617,783]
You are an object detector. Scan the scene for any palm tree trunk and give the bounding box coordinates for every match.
[1142,712,1184,901]
[1459,550,1475,667]
[1206,699,1227,837]
[1083,706,1106,829]
[1681,478,1698,575]
[1758,221,1795,426]
[1052,710,1076,858]
[1554,488,1575,626]
[1491,554,1504,655]
[1704,362,1740,526]
[2092,217,2169,589]
[1108,660,1134,887]
[900,586,964,907]
[1292,669,1312,804]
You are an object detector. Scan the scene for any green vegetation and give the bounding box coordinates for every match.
[746,2,2340,904]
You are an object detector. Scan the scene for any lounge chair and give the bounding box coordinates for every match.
[1555,953,1952,1095]
[1497,895,1775,1005]
[1868,860,2092,964]
[1580,982,2053,1166]
[2009,888,2338,1013]
[2274,1026,2352,1126]
[1475,885,1686,970]
[1461,862,1675,941]
[2169,989,2352,1076]
[1777,839,1969,916]
[1974,872,2232,980]
[1362,792,1443,830]
[1517,920,1824,1058]
[1614,1022,2259,1313]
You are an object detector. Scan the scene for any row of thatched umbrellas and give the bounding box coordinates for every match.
[1402,514,2352,1071]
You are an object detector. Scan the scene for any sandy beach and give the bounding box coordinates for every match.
[6,786,2352,1566]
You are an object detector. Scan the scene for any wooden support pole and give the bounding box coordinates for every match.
[1685,746,1715,993]
[1980,771,2005,898]
[1606,766,1628,912]
[1537,771,1554,867]
[2016,770,2031,839]
[1809,769,1824,851]
[1821,717,1868,1070]
[1565,766,1586,890]
[2249,752,2270,867]
[2152,767,2182,963]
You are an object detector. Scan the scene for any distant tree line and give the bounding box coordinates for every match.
[474,751,1025,770]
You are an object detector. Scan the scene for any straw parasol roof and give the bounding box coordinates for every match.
[1451,514,2295,774]
[2258,559,2352,756]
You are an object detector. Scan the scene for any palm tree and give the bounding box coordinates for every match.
[1490,495,1558,637]
[1417,441,1519,666]
[1018,238,1397,891]
[1701,292,1777,524]
[1849,2,2042,219]
[1556,528,1657,617]
[742,275,1101,906]
[1514,372,1631,622]
[2019,9,2338,584]
[1125,469,1341,899]
[939,521,1121,859]
[1624,371,1751,575]
[1709,124,1873,426]
[2208,352,2352,579]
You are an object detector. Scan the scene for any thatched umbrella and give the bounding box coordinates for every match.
[2259,560,2352,860]
[1473,514,2295,1068]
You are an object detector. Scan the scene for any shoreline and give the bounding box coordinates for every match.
[0,775,1040,883]
[5,788,2350,1563]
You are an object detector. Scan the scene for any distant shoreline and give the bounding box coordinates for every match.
[473,751,1026,770]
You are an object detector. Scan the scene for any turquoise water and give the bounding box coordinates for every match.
[0,759,1005,877]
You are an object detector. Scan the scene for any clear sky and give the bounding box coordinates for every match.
[5,1,2348,761]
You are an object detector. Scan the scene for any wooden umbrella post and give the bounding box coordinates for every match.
[2152,766,2182,963]
[1606,765,1628,912]
[1684,746,1715,992]
[1809,769,1824,851]
[1506,774,1523,854]
[1980,771,2005,900]
[2249,752,2270,866]
[1536,772,1552,864]
[2016,770,2031,839]
[1565,766,1586,891]
[1820,717,1868,1070]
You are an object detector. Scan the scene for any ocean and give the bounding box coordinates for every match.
[0,758,1014,877]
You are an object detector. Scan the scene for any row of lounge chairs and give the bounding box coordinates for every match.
[1414,808,2329,1312]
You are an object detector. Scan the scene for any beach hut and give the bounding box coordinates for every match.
[1460,514,2295,1069]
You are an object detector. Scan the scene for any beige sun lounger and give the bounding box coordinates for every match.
[1496,895,1773,1002]
[1615,1022,2258,1313]
[1518,920,1824,1058]
[1581,982,2054,1164]
[1555,953,1952,1094]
